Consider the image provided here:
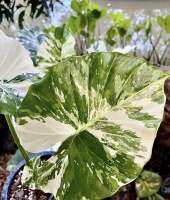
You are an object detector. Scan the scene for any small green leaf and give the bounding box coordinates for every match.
[110,12,131,35]
[71,0,89,13]
[136,170,162,198]
[67,16,81,33]
[105,27,117,46]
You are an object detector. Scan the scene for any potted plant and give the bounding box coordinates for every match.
[1,27,170,199]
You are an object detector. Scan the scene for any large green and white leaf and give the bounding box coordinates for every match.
[0,52,169,199]
[37,24,75,69]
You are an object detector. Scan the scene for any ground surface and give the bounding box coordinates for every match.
[0,153,11,195]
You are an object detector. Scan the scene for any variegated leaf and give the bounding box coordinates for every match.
[0,52,169,199]
[37,24,76,69]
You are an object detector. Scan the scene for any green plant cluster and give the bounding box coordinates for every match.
[0,0,62,28]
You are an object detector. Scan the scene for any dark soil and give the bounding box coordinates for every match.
[0,154,11,195]
[9,171,54,200]
[0,115,16,154]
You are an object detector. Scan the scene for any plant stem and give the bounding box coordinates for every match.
[5,115,30,166]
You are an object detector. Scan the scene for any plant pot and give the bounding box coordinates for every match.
[1,151,54,200]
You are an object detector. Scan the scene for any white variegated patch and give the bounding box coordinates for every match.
[14,117,75,153]
[42,155,69,195]
[0,32,36,81]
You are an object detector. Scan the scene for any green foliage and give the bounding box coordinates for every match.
[0,0,15,23]
[106,12,132,47]
[110,12,131,37]
[157,14,170,33]
[105,26,117,46]
[0,0,62,28]
[67,0,106,53]
[134,18,152,39]
[136,170,164,200]
[144,19,152,37]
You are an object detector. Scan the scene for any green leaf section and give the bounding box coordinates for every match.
[0,52,168,199]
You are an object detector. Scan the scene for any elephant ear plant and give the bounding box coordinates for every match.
[0,32,169,200]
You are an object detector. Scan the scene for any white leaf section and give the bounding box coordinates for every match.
[42,155,69,196]
[13,117,75,153]
[61,34,75,58]
[0,32,36,81]
[107,109,156,167]
[37,40,51,66]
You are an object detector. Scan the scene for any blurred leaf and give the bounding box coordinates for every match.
[0,0,62,26]
[110,12,131,35]
[67,15,81,33]
[38,24,76,68]
[105,26,117,46]
[91,9,101,19]
[157,15,170,33]
[142,193,165,200]
[145,19,152,37]
[18,10,25,29]
[71,0,89,13]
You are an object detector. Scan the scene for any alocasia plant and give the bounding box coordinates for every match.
[0,31,169,199]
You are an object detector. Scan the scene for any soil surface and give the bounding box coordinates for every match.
[0,153,11,195]
[9,171,54,200]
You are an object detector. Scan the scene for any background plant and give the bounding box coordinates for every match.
[67,0,106,55]
[0,0,62,28]
[136,170,164,200]
[105,11,132,48]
